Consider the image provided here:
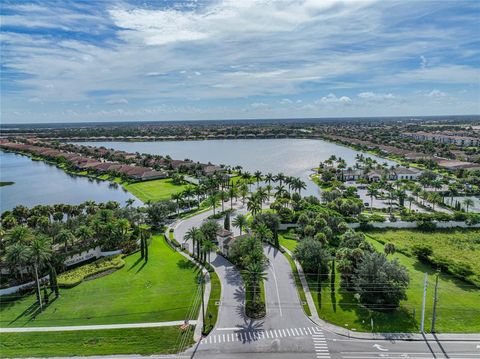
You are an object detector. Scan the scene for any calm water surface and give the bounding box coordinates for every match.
[0,151,141,212]
[75,139,396,196]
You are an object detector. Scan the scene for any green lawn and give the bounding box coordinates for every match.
[366,228,480,286]
[279,235,299,252]
[0,235,200,327]
[282,233,480,333]
[0,326,194,358]
[204,270,221,334]
[123,179,188,202]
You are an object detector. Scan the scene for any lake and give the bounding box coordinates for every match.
[0,151,141,212]
[74,139,396,196]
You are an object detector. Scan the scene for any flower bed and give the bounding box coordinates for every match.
[57,255,125,288]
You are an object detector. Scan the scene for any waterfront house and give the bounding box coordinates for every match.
[390,166,422,180]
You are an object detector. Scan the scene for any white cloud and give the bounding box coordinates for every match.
[250,102,268,108]
[280,98,293,105]
[426,89,447,97]
[145,72,166,77]
[2,0,479,123]
[358,92,396,101]
[105,98,128,105]
[420,55,428,69]
[28,97,43,103]
[318,93,352,105]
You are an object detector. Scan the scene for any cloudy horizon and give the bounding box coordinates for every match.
[1,0,479,124]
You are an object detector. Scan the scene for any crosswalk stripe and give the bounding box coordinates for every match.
[201,325,325,346]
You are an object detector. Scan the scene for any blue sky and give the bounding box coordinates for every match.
[1,0,479,124]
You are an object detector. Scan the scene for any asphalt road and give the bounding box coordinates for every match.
[174,202,479,359]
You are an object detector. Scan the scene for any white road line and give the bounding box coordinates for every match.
[306,327,312,334]
[286,328,292,336]
[269,261,283,317]
[282,329,287,337]
[265,330,270,338]
[222,334,225,342]
[274,329,279,338]
[294,328,300,336]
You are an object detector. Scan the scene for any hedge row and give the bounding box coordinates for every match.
[57,255,125,288]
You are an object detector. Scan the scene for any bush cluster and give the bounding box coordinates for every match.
[57,255,125,287]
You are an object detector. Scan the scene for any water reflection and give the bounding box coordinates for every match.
[0,151,141,212]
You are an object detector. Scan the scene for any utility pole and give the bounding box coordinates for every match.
[420,272,428,333]
[431,273,439,333]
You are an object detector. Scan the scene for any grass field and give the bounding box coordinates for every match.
[0,235,201,327]
[279,235,299,252]
[123,179,188,202]
[366,228,480,286]
[282,232,480,333]
[0,326,194,358]
[204,271,221,334]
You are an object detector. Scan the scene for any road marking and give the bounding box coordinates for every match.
[269,260,283,317]
[373,344,388,351]
[202,326,323,346]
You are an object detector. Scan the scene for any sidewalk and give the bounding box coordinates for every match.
[164,227,211,342]
[0,320,197,333]
[281,246,480,342]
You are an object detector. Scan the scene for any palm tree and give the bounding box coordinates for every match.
[429,192,442,211]
[254,171,262,189]
[5,226,34,244]
[4,242,30,281]
[294,178,307,195]
[247,195,262,216]
[242,262,267,304]
[218,191,228,212]
[239,183,249,205]
[185,227,202,257]
[265,173,274,186]
[366,186,378,212]
[274,184,287,199]
[256,187,268,204]
[228,186,237,209]
[125,198,135,207]
[207,194,218,215]
[29,235,52,309]
[201,240,216,264]
[265,184,273,200]
[171,192,183,215]
[233,214,248,235]
[76,225,94,244]
[463,198,474,213]
[253,223,272,244]
[275,173,285,187]
[56,229,75,253]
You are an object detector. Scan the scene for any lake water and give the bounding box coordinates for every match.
[74,139,396,196]
[0,151,141,212]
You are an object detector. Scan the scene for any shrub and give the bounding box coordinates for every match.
[417,220,437,231]
[412,244,433,261]
[57,255,125,288]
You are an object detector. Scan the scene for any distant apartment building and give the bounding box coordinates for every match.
[402,132,479,147]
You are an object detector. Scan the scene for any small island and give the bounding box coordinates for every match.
[0,181,15,187]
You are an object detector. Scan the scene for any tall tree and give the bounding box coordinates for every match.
[30,235,52,309]
[233,214,248,235]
